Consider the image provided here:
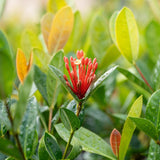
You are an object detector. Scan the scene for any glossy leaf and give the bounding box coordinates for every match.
[0,0,5,18]
[44,132,62,160]
[55,123,116,160]
[38,136,51,160]
[16,49,33,83]
[19,97,38,159]
[119,96,143,160]
[117,67,152,94]
[84,65,118,102]
[0,101,11,130]
[115,7,139,63]
[49,65,80,102]
[66,100,84,125]
[47,50,64,106]
[48,6,74,54]
[0,31,14,99]
[34,65,48,104]
[148,139,160,160]
[13,69,33,132]
[60,108,80,131]
[146,90,160,136]
[47,0,67,13]
[67,144,82,160]
[90,13,111,62]
[41,13,54,47]
[110,129,121,157]
[152,56,160,90]
[145,21,160,61]
[99,44,120,70]
[0,138,23,160]
[129,117,158,141]
[109,11,118,44]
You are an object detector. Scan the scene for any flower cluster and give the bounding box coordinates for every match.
[63,50,98,99]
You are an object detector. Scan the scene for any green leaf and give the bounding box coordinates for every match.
[21,29,42,59]
[19,97,38,159]
[66,100,84,125]
[55,123,116,160]
[60,108,80,131]
[112,113,127,121]
[0,0,5,18]
[33,48,50,72]
[84,66,118,102]
[67,144,82,160]
[47,50,64,107]
[44,132,62,160]
[13,69,33,132]
[0,138,23,160]
[99,44,120,70]
[38,136,51,160]
[117,67,152,94]
[48,65,80,102]
[109,11,119,44]
[146,90,160,136]
[148,139,160,160]
[145,21,160,61]
[47,0,67,13]
[119,96,143,160]
[152,56,160,90]
[0,101,11,130]
[34,65,48,104]
[0,31,15,99]
[115,7,139,63]
[129,117,158,141]
[90,13,111,62]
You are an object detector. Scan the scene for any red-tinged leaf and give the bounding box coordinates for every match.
[110,128,121,157]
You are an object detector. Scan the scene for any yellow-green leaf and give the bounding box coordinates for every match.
[47,0,67,13]
[99,44,120,70]
[109,11,118,44]
[115,7,139,63]
[119,96,143,160]
[21,29,43,59]
[48,6,74,54]
[41,13,54,48]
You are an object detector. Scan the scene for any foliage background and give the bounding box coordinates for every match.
[0,0,160,160]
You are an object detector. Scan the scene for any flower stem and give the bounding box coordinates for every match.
[134,63,153,92]
[76,102,82,117]
[4,100,26,160]
[62,102,83,159]
[62,130,74,159]
[48,105,54,132]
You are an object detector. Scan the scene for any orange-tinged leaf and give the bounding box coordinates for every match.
[110,128,121,157]
[48,6,74,54]
[16,49,28,83]
[41,13,54,47]
[27,51,33,71]
[16,49,33,83]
